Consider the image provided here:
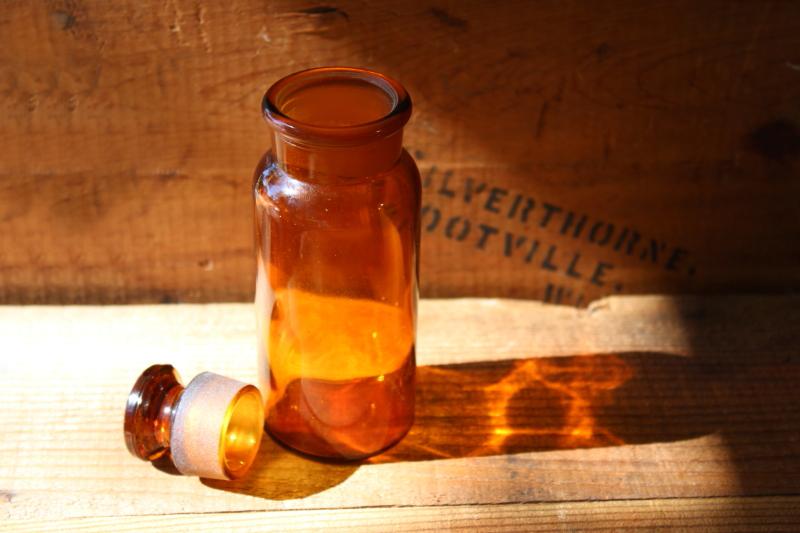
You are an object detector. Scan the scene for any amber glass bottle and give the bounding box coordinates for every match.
[254,67,420,460]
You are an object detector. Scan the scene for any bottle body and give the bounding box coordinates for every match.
[254,68,420,459]
[254,150,419,459]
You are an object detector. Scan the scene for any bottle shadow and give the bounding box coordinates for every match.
[204,346,800,499]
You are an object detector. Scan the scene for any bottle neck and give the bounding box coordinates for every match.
[155,384,184,450]
[271,129,405,178]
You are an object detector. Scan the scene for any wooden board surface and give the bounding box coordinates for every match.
[1,1,800,304]
[1,294,799,528]
[5,497,800,532]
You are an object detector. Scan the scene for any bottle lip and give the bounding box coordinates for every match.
[262,66,412,145]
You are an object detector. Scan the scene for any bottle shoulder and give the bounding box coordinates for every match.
[398,149,421,184]
[254,150,420,202]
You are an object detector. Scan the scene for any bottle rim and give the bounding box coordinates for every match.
[262,66,412,145]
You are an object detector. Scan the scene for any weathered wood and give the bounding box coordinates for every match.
[4,497,800,532]
[1,295,798,523]
[1,1,799,303]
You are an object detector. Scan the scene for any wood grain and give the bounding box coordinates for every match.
[4,497,800,532]
[1,295,798,524]
[1,1,799,303]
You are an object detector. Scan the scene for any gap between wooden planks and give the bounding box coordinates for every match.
[4,496,800,532]
[0,295,798,523]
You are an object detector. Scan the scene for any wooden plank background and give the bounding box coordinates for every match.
[1,294,799,526]
[1,0,800,304]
